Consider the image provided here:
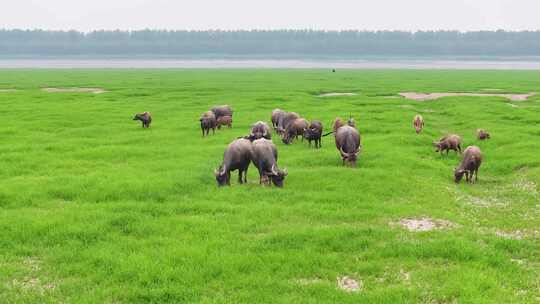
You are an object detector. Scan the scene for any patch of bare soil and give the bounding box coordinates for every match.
[398,218,455,232]
[337,276,362,292]
[42,87,107,94]
[399,92,535,102]
[317,92,357,97]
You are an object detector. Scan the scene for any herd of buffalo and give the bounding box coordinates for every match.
[133,106,489,187]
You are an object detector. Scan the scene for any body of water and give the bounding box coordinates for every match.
[1,59,540,69]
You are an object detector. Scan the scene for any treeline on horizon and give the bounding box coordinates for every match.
[1,29,540,57]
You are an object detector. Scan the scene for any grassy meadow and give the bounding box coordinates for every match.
[0,69,539,303]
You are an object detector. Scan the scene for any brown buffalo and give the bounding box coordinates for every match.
[211,105,233,119]
[215,138,253,186]
[276,112,300,135]
[217,115,232,129]
[133,112,152,128]
[434,134,462,155]
[303,120,323,148]
[251,138,288,187]
[200,111,217,137]
[454,146,482,183]
[335,125,361,166]
[477,129,490,140]
[413,114,424,134]
[282,118,309,144]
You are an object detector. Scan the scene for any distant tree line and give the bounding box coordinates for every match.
[1,29,539,57]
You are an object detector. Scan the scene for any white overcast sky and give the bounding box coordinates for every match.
[1,0,539,31]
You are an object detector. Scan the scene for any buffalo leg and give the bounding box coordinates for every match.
[238,170,243,184]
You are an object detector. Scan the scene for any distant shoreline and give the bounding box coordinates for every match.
[2,58,540,69]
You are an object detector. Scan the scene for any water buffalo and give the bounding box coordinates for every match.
[215,138,253,186]
[211,105,233,119]
[276,112,300,135]
[434,134,462,155]
[200,111,217,137]
[282,118,309,144]
[477,129,490,140]
[454,146,482,184]
[271,109,286,131]
[322,117,345,137]
[251,138,288,187]
[303,120,323,148]
[335,125,361,166]
[413,114,424,134]
[133,112,152,128]
[247,121,272,141]
[217,115,232,129]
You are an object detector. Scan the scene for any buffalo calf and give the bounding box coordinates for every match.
[133,112,152,128]
[455,146,482,184]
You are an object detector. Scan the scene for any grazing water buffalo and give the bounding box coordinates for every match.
[215,138,253,186]
[433,134,462,155]
[247,121,272,140]
[282,118,309,144]
[413,114,424,134]
[454,146,482,184]
[277,112,300,135]
[133,112,152,128]
[303,120,323,148]
[211,105,233,119]
[271,109,286,131]
[477,129,490,140]
[200,111,217,137]
[216,115,232,129]
[251,138,288,187]
[335,125,361,166]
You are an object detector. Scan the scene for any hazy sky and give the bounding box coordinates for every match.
[1,0,539,31]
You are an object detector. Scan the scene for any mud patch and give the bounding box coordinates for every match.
[495,230,524,240]
[317,92,357,97]
[399,92,535,102]
[42,87,107,94]
[337,276,362,292]
[398,218,455,232]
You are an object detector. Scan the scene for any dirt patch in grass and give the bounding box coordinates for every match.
[399,92,535,102]
[337,276,362,292]
[42,87,107,94]
[398,218,455,232]
[317,92,357,97]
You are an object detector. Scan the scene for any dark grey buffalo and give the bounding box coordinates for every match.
[454,146,482,184]
[215,138,253,186]
[251,138,288,187]
[248,121,272,140]
[335,125,361,167]
[200,111,217,137]
[304,120,323,148]
[271,109,286,131]
[434,134,462,155]
[133,112,152,128]
[211,105,233,120]
[282,118,309,145]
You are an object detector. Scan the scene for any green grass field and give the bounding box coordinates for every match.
[0,69,539,303]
